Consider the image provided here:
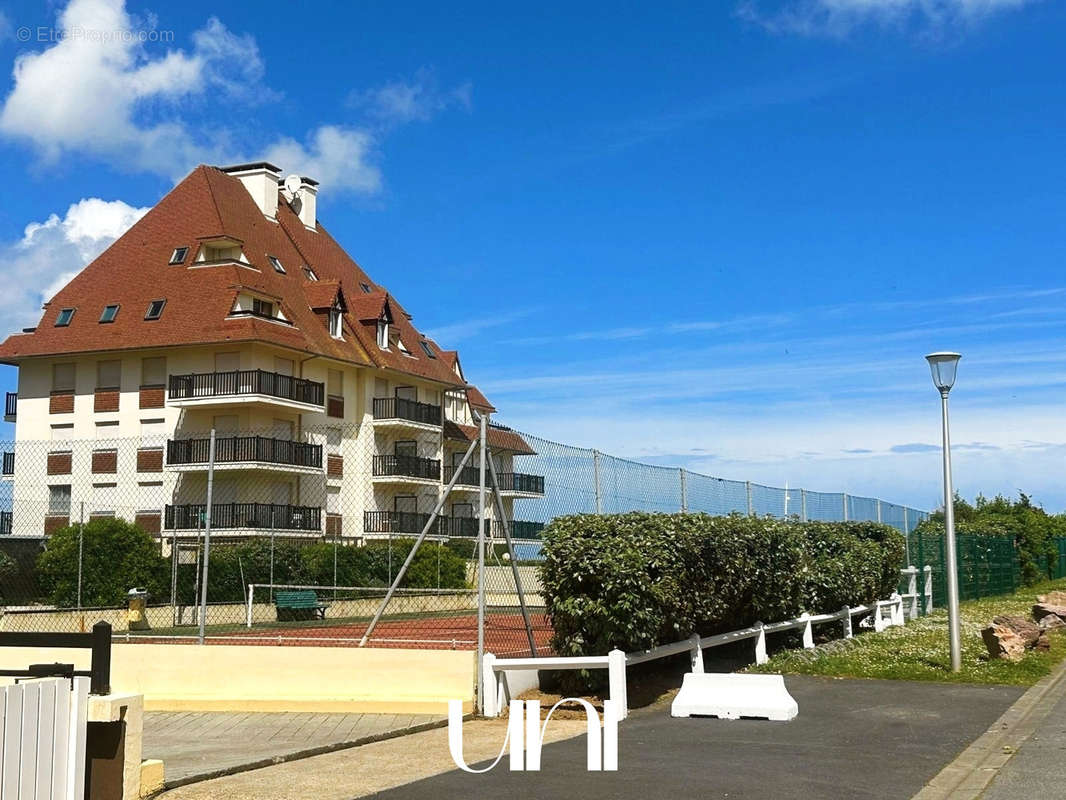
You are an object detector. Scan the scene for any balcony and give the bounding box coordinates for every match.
[167,369,325,411]
[0,510,11,536]
[164,503,322,533]
[443,464,481,489]
[1,451,12,478]
[166,435,323,474]
[371,397,442,430]
[4,392,15,422]
[371,454,441,485]
[497,472,546,497]
[363,510,444,536]
[511,521,545,540]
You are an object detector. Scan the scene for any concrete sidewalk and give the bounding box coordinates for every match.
[144,711,446,786]
[156,675,1022,799]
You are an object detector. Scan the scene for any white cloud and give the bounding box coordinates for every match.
[0,198,148,332]
[262,126,382,195]
[352,68,472,127]
[0,0,268,175]
[738,0,1041,36]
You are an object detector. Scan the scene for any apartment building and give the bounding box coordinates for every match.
[0,163,544,543]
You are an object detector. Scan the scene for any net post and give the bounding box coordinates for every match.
[197,428,216,646]
[246,583,254,628]
[476,412,488,715]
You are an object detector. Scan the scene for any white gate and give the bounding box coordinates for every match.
[1,676,88,800]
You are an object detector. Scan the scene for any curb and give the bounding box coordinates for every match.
[911,658,1066,799]
[156,714,467,794]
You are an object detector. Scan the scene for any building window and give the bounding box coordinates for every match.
[329,306,343,338]
[52,363,75,392]
[169,247,188,264]
[377,319,389,348]
[48,485,71,515]
[252,298,275,318]
[96,360,121,389]
[55,308,75,327]
[303,266,318,281]
[419,341,436,359]
[141,357,166,387]
[397,338,411,355]
[360,282,372,293]
[99,304,120,323]
[145,299,166,320]
[268,255,285,274]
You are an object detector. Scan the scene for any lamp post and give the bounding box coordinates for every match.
[926,352,962,672]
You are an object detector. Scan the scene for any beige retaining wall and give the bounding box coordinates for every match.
[0,643,475,714]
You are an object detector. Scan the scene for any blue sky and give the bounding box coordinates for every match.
[0,0,1063,512]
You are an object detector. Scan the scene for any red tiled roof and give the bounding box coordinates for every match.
[0,165,476,390]
[444,421,536,455]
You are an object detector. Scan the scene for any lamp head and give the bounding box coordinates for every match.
[925,352,961,393]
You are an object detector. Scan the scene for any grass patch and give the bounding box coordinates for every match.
[749,578,1066,686]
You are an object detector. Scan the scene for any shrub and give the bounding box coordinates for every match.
[297,542,371,588]
[0,551,17,600]
[363,539,469,589]
[36,518,168,607]
[540,512,905,659]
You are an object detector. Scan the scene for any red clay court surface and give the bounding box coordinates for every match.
[124,611,554,657]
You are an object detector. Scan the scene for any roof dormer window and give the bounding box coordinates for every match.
[55,308,75,327]
[377,319,389,349]
[99,304,119,323]
[303,266,318,281]
[169,247,188,264]
[329,305,343,339]
[252,298,275,318]
[268,255,285,274]
[397,338,411,355]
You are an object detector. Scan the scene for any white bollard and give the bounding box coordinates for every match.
[842,607,852,639]
[689,633,704,674]
[754,623,768,665]
[923,566,933,613]
[801,613,814,649]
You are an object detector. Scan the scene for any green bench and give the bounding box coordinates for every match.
[274,590,329,622]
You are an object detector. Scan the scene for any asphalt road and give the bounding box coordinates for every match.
[372,676,1024,800]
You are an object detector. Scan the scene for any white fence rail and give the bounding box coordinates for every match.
[485,566,932,720]
[1,677,89,800]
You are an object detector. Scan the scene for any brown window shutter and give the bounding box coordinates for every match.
[327,395,344,418]
[43,515,69,535]
[47,451,73,475]
[139,386,165,409]
[327,454,344,477]
[92,449,118,474]
[137,448,164,473]
[134,512,162,535]
[49,391,74,414]
[94,389,119,412]
[326,513,343,537]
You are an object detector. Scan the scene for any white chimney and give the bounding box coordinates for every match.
[223,162,281,219]
[294,176,318,230]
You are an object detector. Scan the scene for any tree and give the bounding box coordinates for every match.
[36,518,168,607]
[0,551,17,600]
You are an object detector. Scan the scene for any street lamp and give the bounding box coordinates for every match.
[926,351,962,673]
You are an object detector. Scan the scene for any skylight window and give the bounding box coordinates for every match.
[303,266,318,281]
[99,305,119,323]
[360,283,372,293]
[145,300,166,320]
[268,256,286,274]
[419,341,436,359]
[169,247,188,264]
[55,308,75,327]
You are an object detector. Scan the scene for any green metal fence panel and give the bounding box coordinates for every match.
[906,531,1018,606]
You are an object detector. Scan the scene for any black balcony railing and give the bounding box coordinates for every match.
[372,454,440,480]
[372,396,442,426]
[0,511,11,536]
[167,436,322,469]
[1,452,12,476]
[511,521,546,540]
[363,510,445,535]
[168,370,324,406]
[498,472,545,494]
[4,392,15,418]
[443,464,480,487]
[164,503,321,532]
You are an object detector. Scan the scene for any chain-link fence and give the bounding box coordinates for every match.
[0,420,929,655]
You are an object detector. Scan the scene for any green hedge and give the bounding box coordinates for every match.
[540,512,905,658]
